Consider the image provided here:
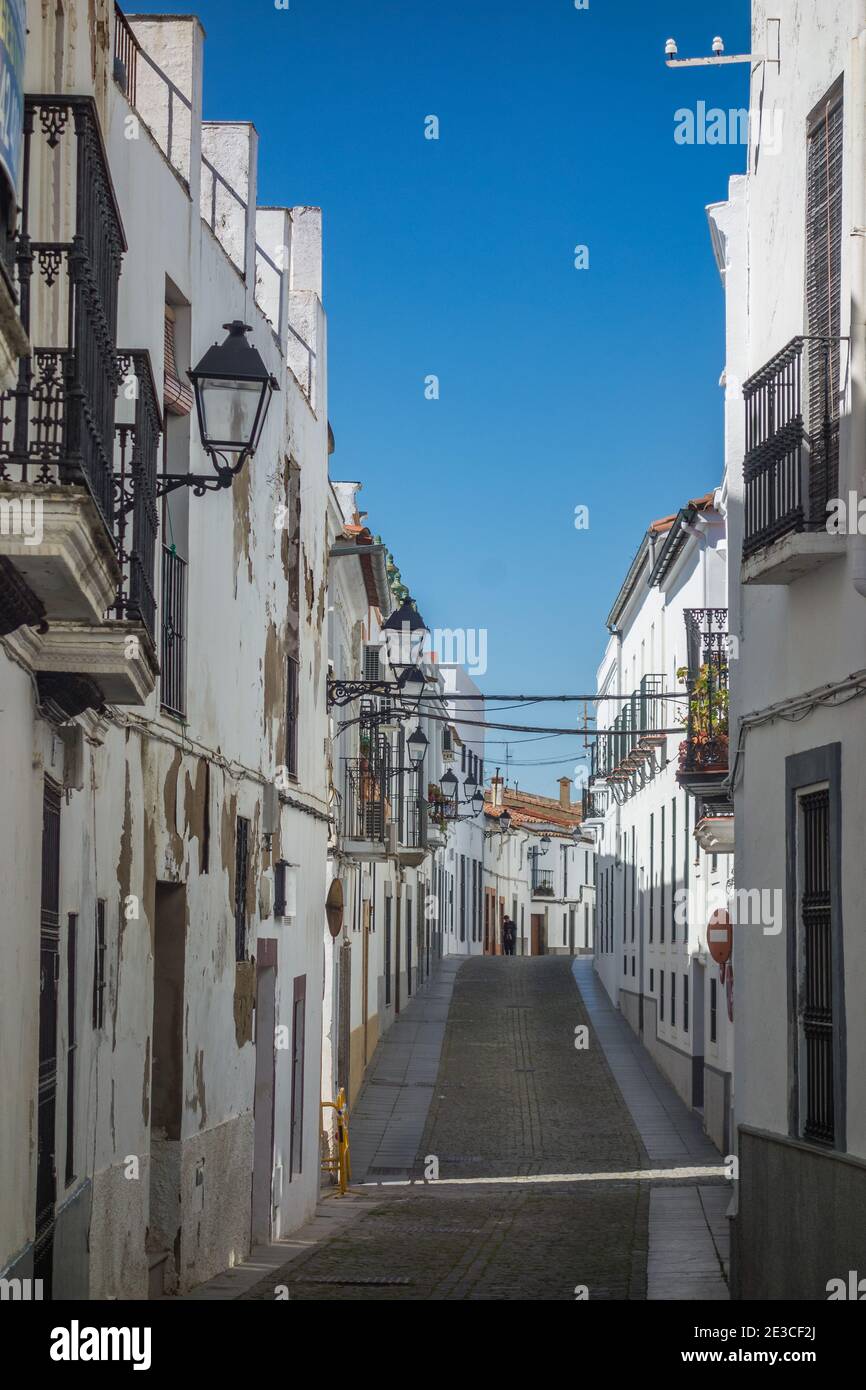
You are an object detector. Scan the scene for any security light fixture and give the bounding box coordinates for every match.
[712,36,725,55]
[665,38,678,58]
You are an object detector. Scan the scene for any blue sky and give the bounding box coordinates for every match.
[133,0,750,792]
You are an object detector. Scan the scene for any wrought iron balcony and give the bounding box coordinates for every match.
[581,787,607,821]
[0,96,161,706]
[343,752,390,846]
[677,609,729,783]
[531,869,555,897]
[743,336,840,558]
[590,675,666,797]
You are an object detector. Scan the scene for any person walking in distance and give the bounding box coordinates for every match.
[502,916,517,956]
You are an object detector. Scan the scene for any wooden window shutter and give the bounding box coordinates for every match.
[805,96,843,516]
[164,306,194,416]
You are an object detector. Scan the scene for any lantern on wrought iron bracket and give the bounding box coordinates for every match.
[327,597,430,709]
[157,320,278,500]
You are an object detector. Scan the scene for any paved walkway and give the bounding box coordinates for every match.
[188,954,731,1301]
[572,959,730,1299]
[350,957,462,1182]
[240,956,649,1300]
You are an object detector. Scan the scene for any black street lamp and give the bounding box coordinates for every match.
[407,725,428,768]
[158,320,278,499]
[380,598,429,682]
[328,597,430,708]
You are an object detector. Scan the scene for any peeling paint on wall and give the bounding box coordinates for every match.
[233,961,255,1048]
[232,461,254,592]
[187,1047,207,1129]
[183,757,210,875]
[262,619,284,753]
[163,746,186,872]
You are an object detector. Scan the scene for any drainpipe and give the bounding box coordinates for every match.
[851,27,866,595]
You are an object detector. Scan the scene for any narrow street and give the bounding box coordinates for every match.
[230,957,729,1302]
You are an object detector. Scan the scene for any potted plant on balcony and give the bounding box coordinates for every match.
[426,782,449,832]
[677,664,729,771]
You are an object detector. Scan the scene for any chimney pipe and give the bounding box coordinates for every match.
[558,777,571,810]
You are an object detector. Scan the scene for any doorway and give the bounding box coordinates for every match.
[35,779,61,1295]
[289,975,306,1180]
[692,960,706,1109]
[252,938,277,1243]
[149,882,186,1293]
[531,913,546,956]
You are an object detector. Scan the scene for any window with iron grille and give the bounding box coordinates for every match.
[384,896,392,1004]
[799,788,834,1145]
[286,656,299,778]
[161,544,187,718]
[364,644,382,681]
[670,971,676,1028]
[710,978,717,1043]
[660,805,666,943]
[671,798,677,943]
[66,913,77,1185]
[649,813,654,943]
[683,972,689,1034]
[805,92,843,521]
[659,969,665,1023]
[235,817,250,960]
[93,900,106,1029]
[274,860,287,917]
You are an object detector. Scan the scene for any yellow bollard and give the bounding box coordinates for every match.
[321,1088,352,1195]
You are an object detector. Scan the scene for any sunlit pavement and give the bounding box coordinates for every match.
[222,955,728,1301]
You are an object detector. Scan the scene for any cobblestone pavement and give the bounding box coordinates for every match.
[242,957,666,1301]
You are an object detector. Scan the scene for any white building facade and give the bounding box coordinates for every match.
[482,778,594,957]
[710,0,866,1298]
[0,5,329,1298]
[588,496,734,1153]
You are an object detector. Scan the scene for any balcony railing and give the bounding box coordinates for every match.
[531,869,555,897]
[343,750,390,843]
[591,674,666,786]
[9,97,127,526]
[743,336,840,557]
[160,546,187,717]
[114,351,160,641]
[0,97,163,649]
[678,609,729,777]
[113,4,139,108]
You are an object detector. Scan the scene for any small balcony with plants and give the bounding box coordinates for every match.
[677,609,731,810]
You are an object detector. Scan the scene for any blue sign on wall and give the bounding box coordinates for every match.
[0,0,26,195]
